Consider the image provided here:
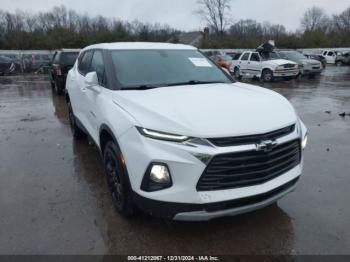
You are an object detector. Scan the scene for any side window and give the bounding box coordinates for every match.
[241,53,250,61]
[78,51,93,76]
[250,53,260,62]
[323,51,327,56]
[328,51,334,56]
[90,50,105,85]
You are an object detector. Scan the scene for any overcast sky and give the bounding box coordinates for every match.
[1,0,349,31]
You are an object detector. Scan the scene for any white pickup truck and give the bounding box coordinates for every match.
[232,51,299,82]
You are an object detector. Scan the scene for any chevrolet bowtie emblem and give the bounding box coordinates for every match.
[256,140,278,152]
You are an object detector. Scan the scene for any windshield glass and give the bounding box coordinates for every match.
[110,49,231,89]
[260,51,280,61]
[280,51,306,60]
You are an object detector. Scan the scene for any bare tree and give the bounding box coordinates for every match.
[196,0,232,36]
[333,7,350,33]
[301,7,329,32]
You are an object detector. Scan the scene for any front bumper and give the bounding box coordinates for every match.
[132,177,299,221]
[119,124,305,220]
[273,69,299,77]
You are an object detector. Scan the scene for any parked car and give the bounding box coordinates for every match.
[22,53,52,72]
[0,55,15,75]
[321,50,337,64]
[233,51,299,82]
[2,54,22,73]
[212,54,233,72]
[304,54,327,69]
[335,51,350,66]
[65,42,308,221]
[50,49,80,94]
[277,51,322,77]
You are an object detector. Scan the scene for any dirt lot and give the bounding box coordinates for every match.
[0,67,350,255]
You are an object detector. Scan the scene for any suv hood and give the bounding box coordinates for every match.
[264,59,297,66]
[113,83,297,138]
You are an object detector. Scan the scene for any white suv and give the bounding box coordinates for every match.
[66,42,308,221]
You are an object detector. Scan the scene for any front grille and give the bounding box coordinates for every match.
[197,139,301,191]
[284,64,296,68]
[208,125,295,147]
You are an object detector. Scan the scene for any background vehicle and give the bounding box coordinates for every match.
[304,54,327,69]
[49,49,80,94]
[321,50,337,64]
[335,52,350,66]
[1,54,22,73]
[66,42,307,221]
[233,51,299,82]
[0,55,15,75]
[22,52,52,72]
[277,51,322,77]
[212,54,233,72]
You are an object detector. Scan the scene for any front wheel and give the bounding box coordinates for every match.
[104,141,135,217]
[262,69,274,82]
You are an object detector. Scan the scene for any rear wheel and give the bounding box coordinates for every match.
[104,141,134,217]
[262,69,274,82]
[68,102,85,140]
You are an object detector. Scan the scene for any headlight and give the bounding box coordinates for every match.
[136,127,189,142]
[275,66,284,71]
[301,134,308,149]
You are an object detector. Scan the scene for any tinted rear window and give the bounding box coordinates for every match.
[61,52,79,65]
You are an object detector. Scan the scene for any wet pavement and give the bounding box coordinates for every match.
[0,67,350,255]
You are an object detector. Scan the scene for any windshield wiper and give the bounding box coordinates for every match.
[166,80,227,87]
[121,85,160,90]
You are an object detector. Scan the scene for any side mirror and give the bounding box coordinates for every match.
[85,71,99,86]
[85,72,101,93]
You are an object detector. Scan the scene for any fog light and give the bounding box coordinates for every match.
[150,165,170,183]
[302,135,308,149]
[141,163,172,192]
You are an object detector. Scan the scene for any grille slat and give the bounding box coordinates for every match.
[205,149,299,176]
[197,139,301,191]
[208,124,295,147]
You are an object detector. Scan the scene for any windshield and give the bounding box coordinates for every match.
[260,51,280,61]
[110,49,231,89]
[280,51,306,60]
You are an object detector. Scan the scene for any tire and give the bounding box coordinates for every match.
[68,102,85,140]
[234,67,242,80]
[103,141,134,217]
[262,69,274,82]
